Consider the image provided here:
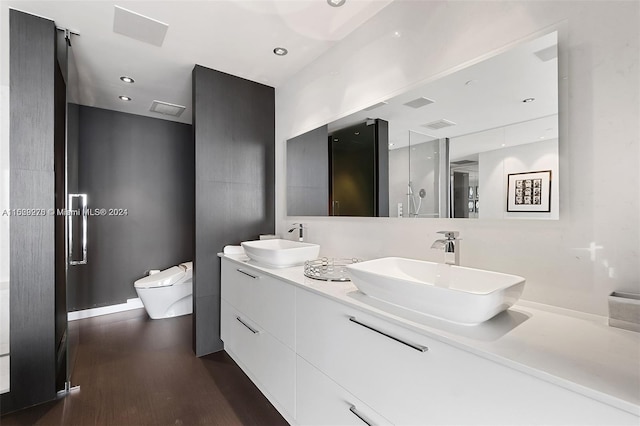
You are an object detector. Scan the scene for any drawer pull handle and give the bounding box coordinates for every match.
[237,268,260,279]
[349,405,374,426]
[349,316,428,353]
[236,316,260,334]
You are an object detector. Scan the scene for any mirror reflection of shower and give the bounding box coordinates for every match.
[406,131,449,218]
[406,181,426,217]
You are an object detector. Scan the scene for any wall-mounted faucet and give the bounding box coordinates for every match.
[431,231,460,265]
[288,223,305,242]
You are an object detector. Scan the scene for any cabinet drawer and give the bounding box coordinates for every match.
[221,258,295,349]
[296,288,637,425]
[296,355,391,426]
[221,300,295,416]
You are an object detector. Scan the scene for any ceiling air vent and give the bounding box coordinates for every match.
[422,119,456,130]
[113,6,169,47]
[364,101,388,111]
[150,100,186,117]
[451,160,478,165]
[403,97,435,109]
[534,45,557,62]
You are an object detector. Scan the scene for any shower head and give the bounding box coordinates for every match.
[419,189,426,199]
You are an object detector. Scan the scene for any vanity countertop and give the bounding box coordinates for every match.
[220,254,640,416]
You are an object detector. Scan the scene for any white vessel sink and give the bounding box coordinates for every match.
[241,239,320,268]
[347,257,525,325]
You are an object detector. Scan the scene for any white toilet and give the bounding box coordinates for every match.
[134,261,193,319]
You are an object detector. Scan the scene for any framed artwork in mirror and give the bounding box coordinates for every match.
[468,200,475,212]
[468,186,474,199]
[507,170,551,212]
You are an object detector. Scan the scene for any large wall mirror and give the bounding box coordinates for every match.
[287,31,559,220]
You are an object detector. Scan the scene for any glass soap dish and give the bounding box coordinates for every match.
[304,257,361,282]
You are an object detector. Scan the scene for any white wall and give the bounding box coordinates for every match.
[479,139,559,220]
[1,4,10,289]
[275,0,640,316]
[0,3,10,393]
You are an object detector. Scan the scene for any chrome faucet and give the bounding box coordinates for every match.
[288,223,305,242]
[431,231,460,265]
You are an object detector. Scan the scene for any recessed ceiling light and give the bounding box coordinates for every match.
[120,76,135,83]
[354,132,360,136]
[501,144,506,147]
[273,47,288,56]
[327,0,346,7]
[522,98,535,103]
[392,31,402,38]
[119,95,132,101]
[389,143,395,147]
[465,79,477,86]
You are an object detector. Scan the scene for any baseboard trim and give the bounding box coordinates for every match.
[68,298,144,321]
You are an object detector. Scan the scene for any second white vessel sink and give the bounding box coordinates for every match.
[347,257,525,325]
[241,239,320,268]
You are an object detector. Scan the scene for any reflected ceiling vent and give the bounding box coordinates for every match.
[422,119,456,130]
[450,160,478,165]
[113,6,169,47]
[364,101,388,111]
[150,100,186,117]
[534,45,557,62]
[403,97,435,109]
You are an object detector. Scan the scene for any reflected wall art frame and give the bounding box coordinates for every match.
[507,170,552,212]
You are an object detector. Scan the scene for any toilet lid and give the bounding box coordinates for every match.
[134,266,185,289]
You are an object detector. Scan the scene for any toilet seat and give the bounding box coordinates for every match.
[134,266,185,289]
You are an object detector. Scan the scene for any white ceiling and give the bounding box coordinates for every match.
[327,31,559,155]
[4,0,393,124]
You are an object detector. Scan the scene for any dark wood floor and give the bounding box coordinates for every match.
[1,309,288,426]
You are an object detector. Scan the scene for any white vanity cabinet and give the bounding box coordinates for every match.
[220,258,638,426]
[220,259,296,419]
[296,355,393,426]
[221,259,295,349]
[296,288,638,426]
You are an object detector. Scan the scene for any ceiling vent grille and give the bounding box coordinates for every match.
[422,119,456,130]
[534,45,557,62]
[150,100,186,117]
[403,97,435,109]
[113,6,169,47]
[364,101,388,111]
[451,160,478,165]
